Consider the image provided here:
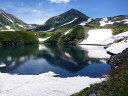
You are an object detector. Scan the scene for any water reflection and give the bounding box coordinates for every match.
[0,44,111,78]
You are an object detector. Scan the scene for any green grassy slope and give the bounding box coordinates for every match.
[60,25,85,45]
[0,31,39,45]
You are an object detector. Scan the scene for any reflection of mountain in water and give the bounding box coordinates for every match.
[0,44,110,74]
[37,45,109,73]
[0,45,39,73]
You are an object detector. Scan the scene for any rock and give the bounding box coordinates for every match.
[100,74,110,78]
[89,94,96,96]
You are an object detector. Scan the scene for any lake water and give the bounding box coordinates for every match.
[0,44,111,78]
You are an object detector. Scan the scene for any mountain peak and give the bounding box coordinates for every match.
[69,8,77,11]
[34,9,89,31]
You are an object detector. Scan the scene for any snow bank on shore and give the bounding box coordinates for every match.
[38,37,51,42]
[107,39,128,54]
[80,29,112,44]
[103,31,128,45]
[0,72,105,96]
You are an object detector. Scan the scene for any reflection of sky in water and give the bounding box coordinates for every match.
[0,44,111,78]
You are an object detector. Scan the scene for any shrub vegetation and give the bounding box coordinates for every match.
[59,25,85,45]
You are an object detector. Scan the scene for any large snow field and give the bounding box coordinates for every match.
[80,29,113,44]
[0,72,105,96]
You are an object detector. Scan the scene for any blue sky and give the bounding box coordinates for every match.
[0,0,128,24]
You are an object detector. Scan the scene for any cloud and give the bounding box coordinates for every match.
[32,9,41,14]
[49,0,70,3]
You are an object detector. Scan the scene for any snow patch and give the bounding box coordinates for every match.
[38,37,51,42]
[100,18,114,26]
[17,24,24,28]
[44,28,55,32]
[4,26,15,31]
[64,29,71,35]
[123,19,128,24]
[0,72,105,96]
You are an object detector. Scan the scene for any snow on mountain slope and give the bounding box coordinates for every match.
[79,29,113,44]
[79,18,92,25]
[44,28,55,32]
[0,72,105,96]
[38,37,51,42]
[100,17,128,26]
[123,19,128,24]
[59,18,78,27]
[5,26,15,31]
[43,18,78,32]
[64,29,72,35]
[100,18,114,26]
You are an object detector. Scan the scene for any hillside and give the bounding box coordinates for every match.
[0,31,39,45]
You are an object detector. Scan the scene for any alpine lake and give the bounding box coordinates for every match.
[0,44,111,78]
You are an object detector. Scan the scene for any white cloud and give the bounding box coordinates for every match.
[49,0,70,3]
[32,9,41,14]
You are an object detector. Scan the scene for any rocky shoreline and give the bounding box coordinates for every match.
[107,48,128,68]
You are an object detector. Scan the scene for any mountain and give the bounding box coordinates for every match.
[33,9,89,31]
[1,8,127,32]
[0,9,36,31]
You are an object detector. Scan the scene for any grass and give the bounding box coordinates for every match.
[110,22,128,35]
[72,49,128,96]
[0,31,39,45]
[88,20,101,26]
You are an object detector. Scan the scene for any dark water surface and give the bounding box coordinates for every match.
[0,44,111,78]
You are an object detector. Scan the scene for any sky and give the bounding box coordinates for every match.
[0,0,128,24]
